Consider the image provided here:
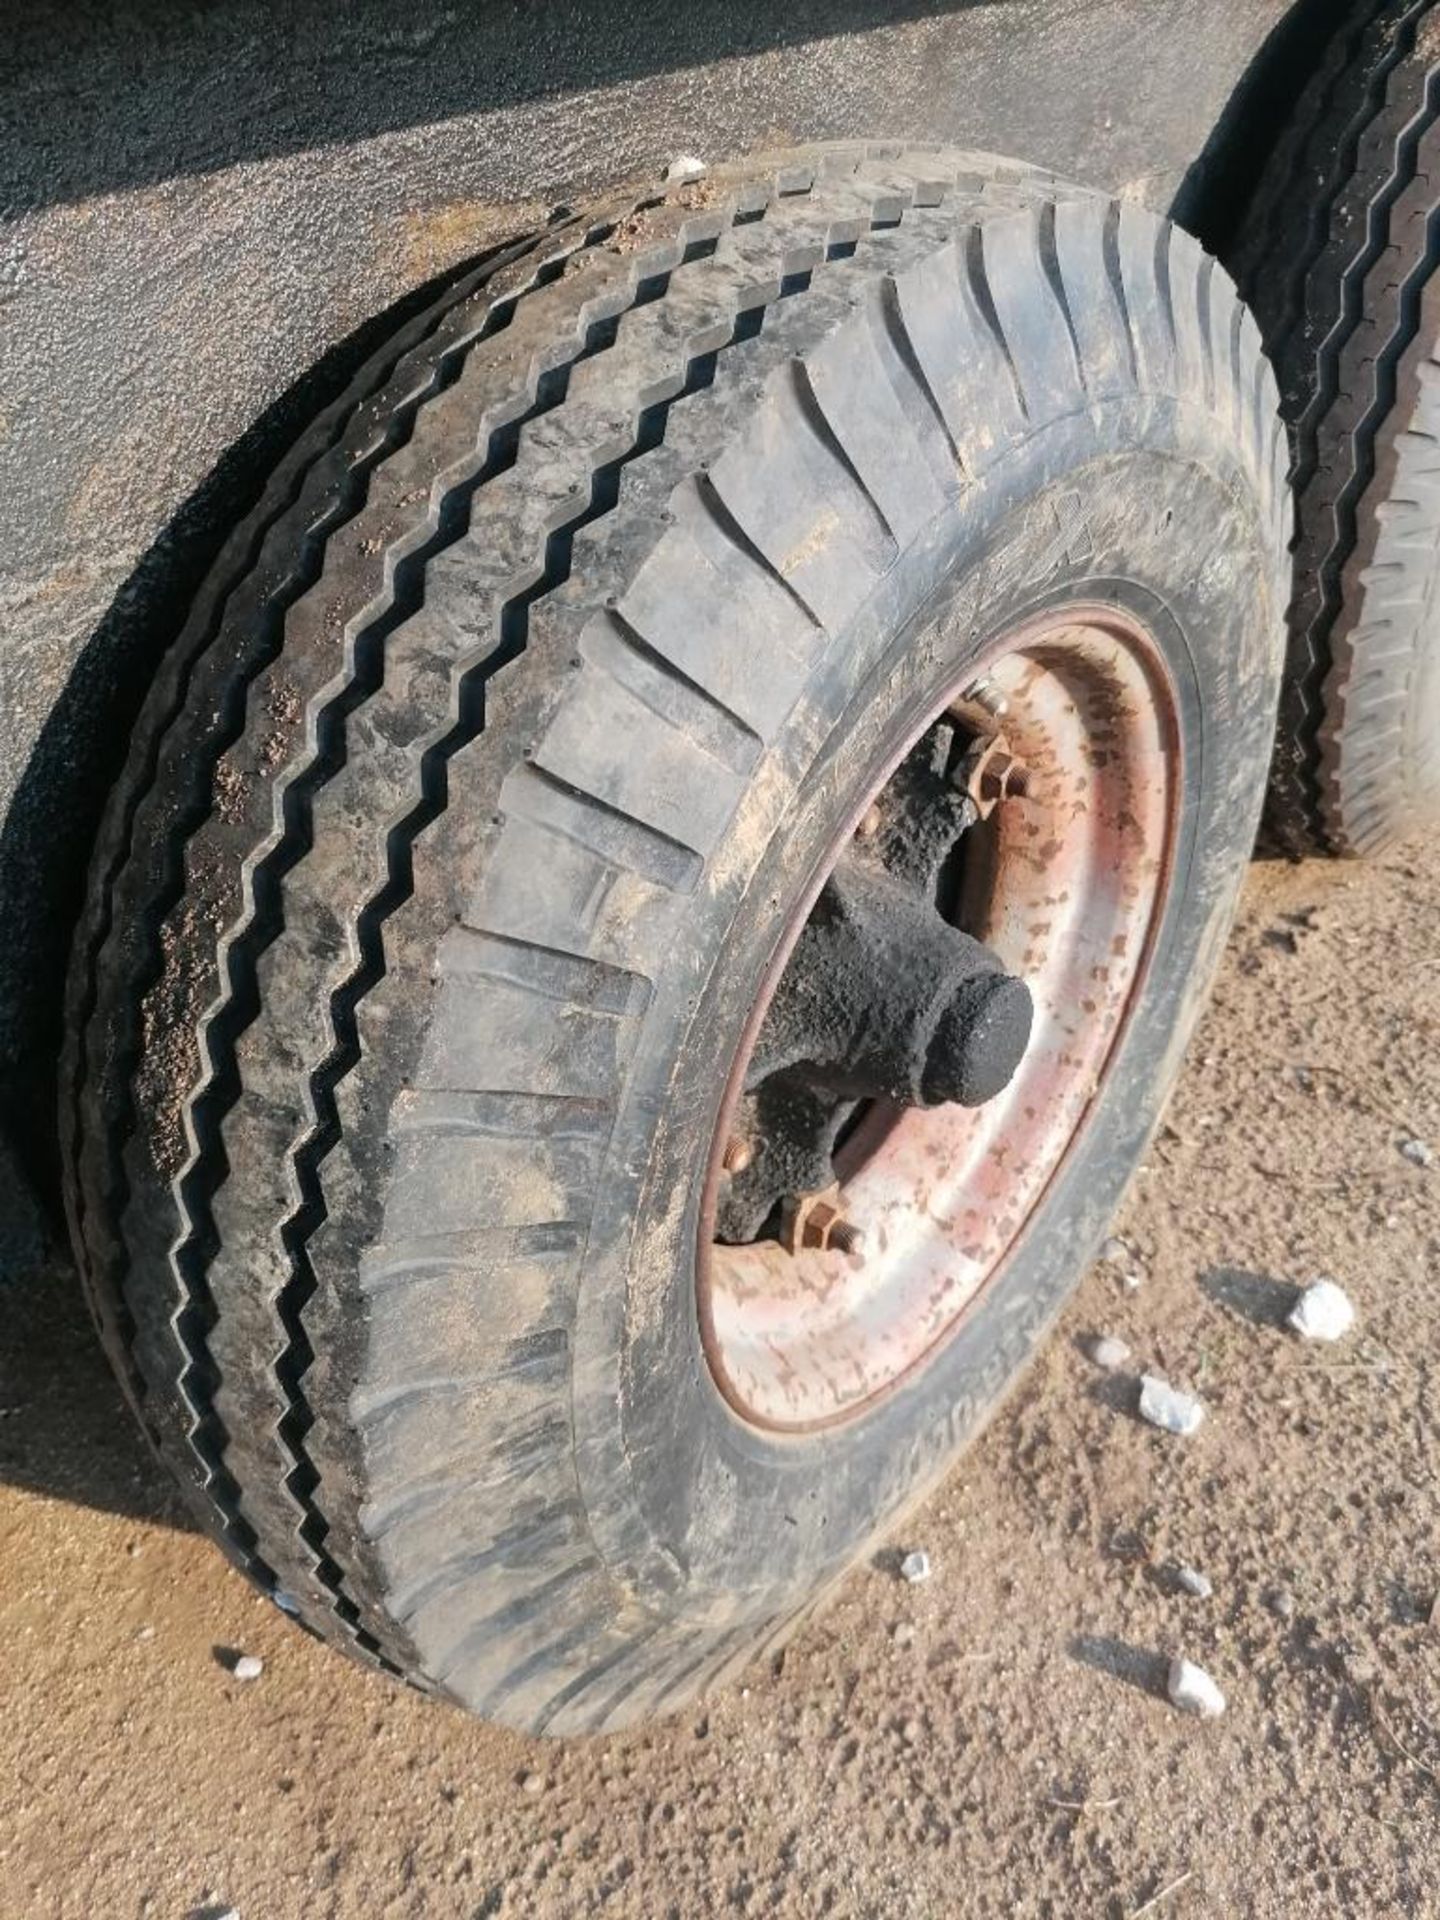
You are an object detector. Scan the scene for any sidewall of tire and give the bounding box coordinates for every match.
[570,397,1280,1620]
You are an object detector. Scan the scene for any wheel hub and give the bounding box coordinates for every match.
[699,608,1180,1432]
[714,714,1034,1246]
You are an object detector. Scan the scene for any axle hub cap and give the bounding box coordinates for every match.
[714,715,1034,1245]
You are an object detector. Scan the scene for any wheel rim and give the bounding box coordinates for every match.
[697,605,1181,1431]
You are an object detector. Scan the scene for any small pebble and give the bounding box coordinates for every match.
[134,1624,156,1642]
[1287,1277,1356,1343]
[899,1549,932,1584]
[1175,1565,1213,1600]
[1400,1136,1433,1168]
[1089,1333,1132,1371]
[664,154,708,185]
[892,1621,916,1647]
[1267,1586,1296,1620]
[900,1718,921,1745]
[1099,1237,1146,1289]
[232,1653,264,1682]
[1138,1375,1205,1437]
[1167,1656,1226,1718]
[520,1771,545,1795]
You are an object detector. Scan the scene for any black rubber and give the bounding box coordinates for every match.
[62,143,1288,1734]
[1231,0,1440,854]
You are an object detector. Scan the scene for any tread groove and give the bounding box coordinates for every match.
[580,606,764,776]
[1196,251,1218,412]
[965,224,1029,422]
[507,759,706,889]
[442,922,650,1014]
[1036,202,1087,394]
[876,274,966,470]
[786,357,898,544]
[1101,202,1140,386]
[1152,220,1177,358]
[693,471,824,627]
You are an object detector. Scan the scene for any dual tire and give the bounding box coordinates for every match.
[1235,0,1440,854]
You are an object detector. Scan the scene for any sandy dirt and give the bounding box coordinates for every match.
[4,841,1440,1919]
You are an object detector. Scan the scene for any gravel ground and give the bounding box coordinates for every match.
[3,842,1440,1919]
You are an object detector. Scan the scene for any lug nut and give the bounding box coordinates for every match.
[979,748,1028,804]
[722,1136,753,1175]
[781,1187,867,1256]
[960,733,1030,819]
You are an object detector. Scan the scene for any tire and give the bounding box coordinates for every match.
[1230,0,1440,855]
[62,143,1287,1734]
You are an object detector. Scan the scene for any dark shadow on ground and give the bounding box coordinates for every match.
[1066,1635,1168,1701]
[0,1252,191,1530]
[1200,1265,1299,1331]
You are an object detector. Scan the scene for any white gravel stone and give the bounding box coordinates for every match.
[892,1621,916,1647]
[1099,1236,1129,1264]
[1167,1656,1226,1718]
[1400,1136,1433,1167]
[1175,1565,1213,1600]
[1089,1334,1132,1371]
[898,1549,932,1584]
[1138,1375,1205,1437]
[231,1653,263,1682]
[1286,1277,1356,1343]
[664,154,708,185]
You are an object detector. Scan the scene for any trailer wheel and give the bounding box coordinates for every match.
[62,144,1286,1733]
[1233,0,1440,855]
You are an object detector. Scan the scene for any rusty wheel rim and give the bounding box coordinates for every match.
[697,606,1181,1432]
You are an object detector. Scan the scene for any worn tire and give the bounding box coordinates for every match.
[62,144,1287,1733]
[1232,0,1440,854]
